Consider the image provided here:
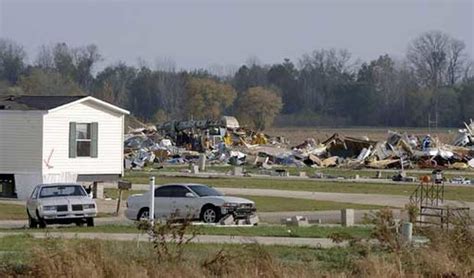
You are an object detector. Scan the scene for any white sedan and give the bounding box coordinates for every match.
[125,184,256,223]
[26,184,97,228]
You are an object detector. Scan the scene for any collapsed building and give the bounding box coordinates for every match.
[124,117,474,171]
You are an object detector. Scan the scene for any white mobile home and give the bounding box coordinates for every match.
[0,95,129,200]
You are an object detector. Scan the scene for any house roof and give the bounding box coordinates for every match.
[0,95,129,115]
[0,95,87,110]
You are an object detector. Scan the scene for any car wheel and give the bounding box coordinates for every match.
[36,210,47,229]
[137,208,150,221]
[27,211,38,229]
[200,206,220,223]
[86,218,94,227]
[76,220,85,227]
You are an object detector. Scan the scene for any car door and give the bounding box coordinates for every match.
[26,186,39,217]
[153,186,174,219]
[170,185,200,219]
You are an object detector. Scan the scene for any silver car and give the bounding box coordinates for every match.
[26,184,97,228]
[125,184,256,223]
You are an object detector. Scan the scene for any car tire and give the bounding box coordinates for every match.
[200,205,221,223]
[86,218,94,227]
[27,211,38,229]
[137,208,150,221]
[76,220,85,227]
[36,210,46,229]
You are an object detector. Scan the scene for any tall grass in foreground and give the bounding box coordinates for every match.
[1,209,472,277]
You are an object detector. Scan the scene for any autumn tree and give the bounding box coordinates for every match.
[236,86,282,130]
[186,78,236,119]
[19,68,83,96]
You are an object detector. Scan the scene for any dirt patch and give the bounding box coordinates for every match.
[267,127,456,145]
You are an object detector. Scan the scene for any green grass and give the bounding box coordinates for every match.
[0,234,359,273]
[121,174,474,202]
[238,195,381,212]
[0,204,26,220]
[127,166,474,179]
[0,224,372,239]
[104,188,144,200]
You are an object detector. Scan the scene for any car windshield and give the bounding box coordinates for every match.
[39,185,86,198]
[189,185,223,197]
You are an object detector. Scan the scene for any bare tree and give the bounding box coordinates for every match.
[245,55,261,67]
[0,38,27,84]
[407,30,450,88]
[446,38,466,85]
[75,44,102,90]
[35,45,54,69]
[298,48,353,113]
[154,56,176,72]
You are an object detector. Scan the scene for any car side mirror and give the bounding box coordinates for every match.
[185,192,195,198]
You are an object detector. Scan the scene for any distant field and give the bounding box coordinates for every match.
[266,127,456,145]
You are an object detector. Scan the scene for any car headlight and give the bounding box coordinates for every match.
[42,205,57,211]
[222,203,239,208]
[83,204,96,209]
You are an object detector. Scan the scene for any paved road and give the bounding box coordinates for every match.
[0,216,135,229]
[0,232,344,248]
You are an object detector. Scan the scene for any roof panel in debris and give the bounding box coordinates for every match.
[0,95,87,111]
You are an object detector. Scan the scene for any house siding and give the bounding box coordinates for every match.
[0,111,44,199]
[42,100,124,176]
[0,111,43,173]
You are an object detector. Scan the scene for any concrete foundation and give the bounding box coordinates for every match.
[286,215,310,227]
[232,166,243,176]
[198,154,206,171]
[341,209,354,227]
[191,165,199,174]
[93,182,104,199]
[401,222,413,242]
[219,214,234,225]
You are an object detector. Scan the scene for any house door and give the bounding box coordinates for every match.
[0,174,16,198]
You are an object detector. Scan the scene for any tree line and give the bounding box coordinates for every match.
[0,30,473,129]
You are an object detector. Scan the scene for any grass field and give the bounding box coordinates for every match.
[0,224,372,239]
[0,234,359,275]
[0,203,25,220]
[119,175,474,202]
[237,195,382,212]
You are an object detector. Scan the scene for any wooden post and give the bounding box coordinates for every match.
[115,189,123,216]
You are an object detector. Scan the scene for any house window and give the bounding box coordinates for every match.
[69,122,98,158]
[76,123,91,157]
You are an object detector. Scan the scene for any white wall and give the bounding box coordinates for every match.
[42,100,124,176]
[15,172,42,200]
[0,111,43,173]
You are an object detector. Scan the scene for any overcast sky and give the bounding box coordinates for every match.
[0,0,472,72]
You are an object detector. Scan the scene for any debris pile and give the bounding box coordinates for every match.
[124,117,474,171]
